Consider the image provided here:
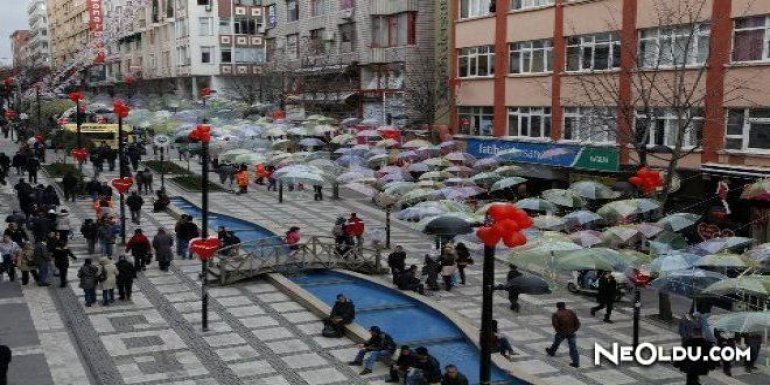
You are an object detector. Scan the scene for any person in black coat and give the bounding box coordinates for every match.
[505,265,523,312]
[26,157,40,184]
[441,364,470,385]
[328,294,355,334]
[126,191,144,225]
[51,244,76,287]
[678,328,717,385]
[590,271,617,323]
[386,346,415,383]
[115,255,136,301]
[387,245,407,283]
[86,179,102,201]
[62,172,79,202]
[405,347,441,384]
[0,344,11,385]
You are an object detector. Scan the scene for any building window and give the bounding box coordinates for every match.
[566,32,621,72]
[460,0,491,20]
[339,23,356,53]
[234,18,258,35]
[235,47,265,63]
[219,18,231,35]
[311,0,326,16]
[564,107,618,143]
[340,0,355,9]
[458,46,495,78]
[636,109,703,148]
[196,0,210,5]
[310,28,325,54]
[221,48,232,63]
[508,107,551,138]
[725,108,770,152]
[199,17,213,36]
[511,0,554,10]
[733,16,770,62]
[287,0,299,22]
[287,33,299,59]
[201,46,213,64]
[458,106,494,136]
[638,24,710,68]
[510,39,553,73]
[371,13,415,48]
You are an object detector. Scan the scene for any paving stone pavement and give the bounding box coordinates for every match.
[1,138,768,385]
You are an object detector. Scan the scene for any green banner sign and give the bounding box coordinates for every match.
[572,147,619,172]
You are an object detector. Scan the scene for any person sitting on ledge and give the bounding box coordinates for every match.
[324,294,355,337]
[349,326,397,375]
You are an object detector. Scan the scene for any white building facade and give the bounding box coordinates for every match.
[27,0,51,67]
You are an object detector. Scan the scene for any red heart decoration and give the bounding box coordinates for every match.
[190,236,220,261]
[487,203,518,222]
[189,124,211,143]
[111,177,134,194]
[476,225,502,247]
[70,147,88,161]
[502,231,527,248]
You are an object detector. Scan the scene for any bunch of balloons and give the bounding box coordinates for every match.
[113,100,130,119]
[629,166,662,194]
[476,203,532,248]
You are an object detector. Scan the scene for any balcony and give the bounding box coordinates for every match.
[369,0,419,15]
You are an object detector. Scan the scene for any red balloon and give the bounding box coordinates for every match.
[503,231,527,248]
[190,236,220,261]
[487,203,517,222]
[629,176,643,187]
[648,171,662,187]
[495,219,520,236]
[476,226,502,247]
[510,209,533,229]
[189,124,212,143]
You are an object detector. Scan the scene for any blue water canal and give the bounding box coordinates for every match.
[170,197,523,385]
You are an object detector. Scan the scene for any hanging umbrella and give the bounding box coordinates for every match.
[533,215,567,231]
[648,253,700,273]
[298,137,326,148]
[691,237,754,255]
[470,172,502,186]
[542,189,586,208]
[345,182,378,197]
[314,124,338,136]
[740,179,770,201]
[475,157,502,170]
[636,222,664,238]
[503,274,552,295]
[445,165,474,174]
[277,171,328,185]
[508,240,583,267]
[598,199,661,222]
[398,205,447,221]
[422,215,474,236]
[569,230,604,247]
[397,188,443,207]
[516,198,557,213]
[398,151,420,161]
[233,153,267,165]
[423,157,453,168]
[712,311,770,333]
[331,133,355,145]
[490,177,528,192]
[557,249,629,271]
[695,253,754,269]
[657,213,701,232]
[493,165,524,177]
[564,210,603,226]
[744,244,770,264]
[219,149,252,163]
[568,181,620,200]
[419,171,453,181]
[336,155,365,167]
[650,269,727,297]
[474,202,511,217]
[337,170,375,184]
[406,162,430,173]
[444,152,477,163]
[703,276,770,297]
[356,129,381,139]
[264,127,287,137]
[403,139,433,149]
[376,138,400,148]
[271,139,293,150]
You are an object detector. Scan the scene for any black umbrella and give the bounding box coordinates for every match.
[422,216,473,236]
[502,274,552,295]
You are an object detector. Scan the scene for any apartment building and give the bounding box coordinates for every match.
[260,0,435,123]
[48,0,91,67]
[10,30,32,68]
[110,0,266,98]
[27,0,52,67]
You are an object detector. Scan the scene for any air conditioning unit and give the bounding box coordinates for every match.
[341,9,353,19]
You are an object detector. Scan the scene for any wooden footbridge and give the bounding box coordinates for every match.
[208,236,387,285]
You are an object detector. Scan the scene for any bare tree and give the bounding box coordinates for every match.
[402,53,455,130]
[562,0,754,208]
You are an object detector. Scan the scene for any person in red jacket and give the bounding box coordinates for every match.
[285,226,301,251]
[125,228,152,271]
[346,213,365,245]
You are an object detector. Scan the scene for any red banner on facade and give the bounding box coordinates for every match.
[87,0,103,34]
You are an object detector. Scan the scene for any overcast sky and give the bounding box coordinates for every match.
[0,0,32,66]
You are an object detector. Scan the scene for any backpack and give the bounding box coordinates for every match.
[322,322,343,338]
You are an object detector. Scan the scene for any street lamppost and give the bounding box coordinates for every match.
[68,91,86,173]
[153,134,170,192]
[114,100,130,245]
[385,205,392,249]
[189,123,212,332]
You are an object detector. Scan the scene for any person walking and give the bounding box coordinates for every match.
[80,219,99,255]
[218,163,236,188]
[115,255,136,301]
[33,239,50,286]
[347,213,365,245]
[454,242,472,285]
[441,364,469,385]
[96,256,117,306]
[126,191,144,225]
[135,170,145,195]
[126,229,152,272]
[52,243,76,288]
[62,172,78,202]
[505,265,522,312]
[743,331,763,373]
[97,219,118,257]
[590,271,617,323]
[678,328,717,385]
[78,259,99,306]
[0,235,20,283]
[56,209,71,245]
[17,243,37,285]
[236,166,249,194]
[26,156,40,184]
[153,228,174,271]
[545,302,581,368]
[142,168,153,195]
[349,326,397,375]
[105,147,117,172]
[0,343,10,385]
[387,245,407,284]
[313,185,323,201]
[439,247,457,291]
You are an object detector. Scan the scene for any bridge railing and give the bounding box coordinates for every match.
[210,235,385,285]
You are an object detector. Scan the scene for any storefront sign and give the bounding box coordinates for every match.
[465,138,619,172]
[87,0,103,35]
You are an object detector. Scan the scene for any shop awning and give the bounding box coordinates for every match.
[701,163,770,179]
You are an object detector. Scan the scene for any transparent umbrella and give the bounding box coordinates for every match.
[648,253,700,273]
[298,138,326,148]
[690,237,754,255]
[650,269,727,298]
[657,213,701,232]
[331,133,355,145]
[407,162,430,173]
[542,189,586,208]
[568,181,621,200]
[494,165,524,177]
[508,240,583,268]
[569,230,604,247]
[470,171,502,186]
[557,248,631,271]
[703,276,770,297]
[516,198,557,213]
[444,152,477,163]
[695,253,754,269]
[712,311,770,333]
[423,157,453,168]
[563,210,603,226]
[490,177,528,192]
[403,139,433,149]
[533,215,567,231]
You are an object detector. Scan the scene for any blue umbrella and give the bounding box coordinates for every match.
[650,269,727,298]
